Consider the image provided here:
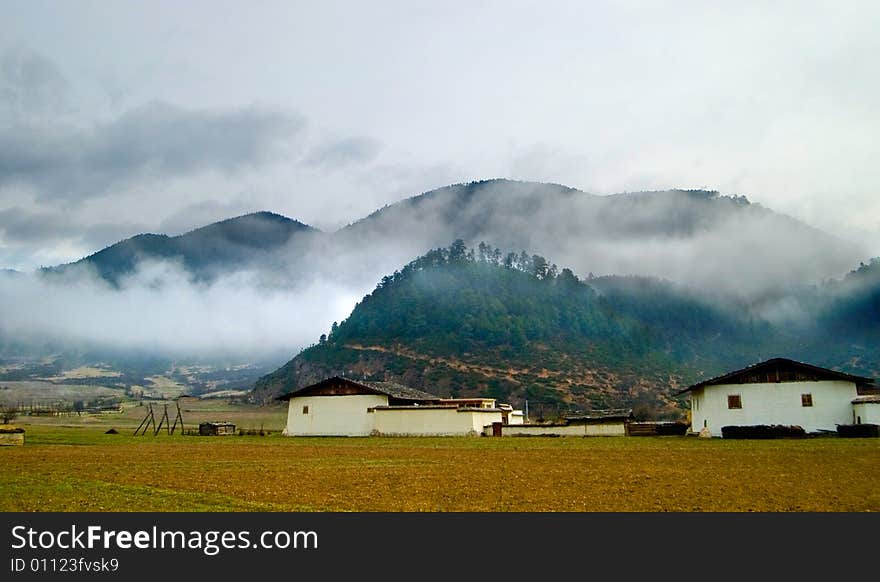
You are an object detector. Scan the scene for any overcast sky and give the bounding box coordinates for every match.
[1,0,878,270]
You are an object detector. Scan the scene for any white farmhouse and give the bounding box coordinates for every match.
[278,376,505,437]
[679,358,877,437]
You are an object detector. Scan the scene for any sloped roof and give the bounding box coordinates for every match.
[358,380,440,401]
[676,358,875,395]
[852,395,880,404]
[277,376,439,401]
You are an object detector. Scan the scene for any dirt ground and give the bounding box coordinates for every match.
[1,420,878,512]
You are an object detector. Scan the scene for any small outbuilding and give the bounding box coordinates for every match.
[0,426,25,446]
[678,358,877,437]
[199,421,236,436]
[851,395,880,426]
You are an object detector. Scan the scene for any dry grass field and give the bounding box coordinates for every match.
[1,413,878,512]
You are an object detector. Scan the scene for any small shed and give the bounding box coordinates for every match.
[851,395,880,425]
[199,421,235,436]
[0,426,25,446]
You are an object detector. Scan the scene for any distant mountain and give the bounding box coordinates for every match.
[37,179,866,299]
[251,243,880,417]
[334,179,864,298]
[44,211,319,285]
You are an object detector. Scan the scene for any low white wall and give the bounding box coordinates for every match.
[585,423,627,436]
[285,394,387,436]
[500,424,585,437]
[372,407,502,436]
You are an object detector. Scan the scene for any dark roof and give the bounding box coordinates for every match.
[564,409,633,423]
[676,358,875,395]
[277,376,438,402]
[358,380,439,401]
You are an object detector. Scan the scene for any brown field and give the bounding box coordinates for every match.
[1,407,878,512]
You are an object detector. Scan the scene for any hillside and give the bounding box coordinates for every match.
[252,243,880,417]
[252,242,755,416]
[43,211,319,285]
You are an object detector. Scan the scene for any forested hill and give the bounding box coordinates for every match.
[251,243,880,416]
[251,241,769,416]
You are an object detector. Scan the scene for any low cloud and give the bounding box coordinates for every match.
[0,101,304,202]
[0,260,366,359]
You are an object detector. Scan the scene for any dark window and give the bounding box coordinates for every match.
[302,406,309,414]
[728,394,742,409]
[801,394,813,407]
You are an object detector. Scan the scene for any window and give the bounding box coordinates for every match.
[801,394,813,407]
[727,394,742,409]
[302,405,309,414]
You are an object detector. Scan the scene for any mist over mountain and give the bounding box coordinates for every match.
[45,211,320,286]
[336,180,863,299]
[0,179,872,363]
[36,179,869,296]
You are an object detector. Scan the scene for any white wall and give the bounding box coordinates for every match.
[285,394,388,436]
[852,402,880,425]
[372,407,502,436]
[689,380,858,436]
[585,422,627,436]
[497,423,624,437]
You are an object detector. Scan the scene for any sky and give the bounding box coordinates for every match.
[1,0,879,271]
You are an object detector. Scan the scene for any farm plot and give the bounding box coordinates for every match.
[1,425,878,512]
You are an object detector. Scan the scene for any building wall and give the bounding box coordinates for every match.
[689,380,858,436]
[495,423,624,437]
[852,402,880,425]
[372,407,502,436]
[585,422,627,436]
[285,394,388,436]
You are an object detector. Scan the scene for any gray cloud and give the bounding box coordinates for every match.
[304,136,381,168]
[0,206,150,268]
[0,46,70,118]
[0,100,304,202]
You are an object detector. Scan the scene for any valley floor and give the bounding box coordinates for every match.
[1,418,878,512]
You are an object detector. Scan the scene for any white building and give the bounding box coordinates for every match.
[278,377,506,437]
[852,395,880,426]
[679,358,877,437]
